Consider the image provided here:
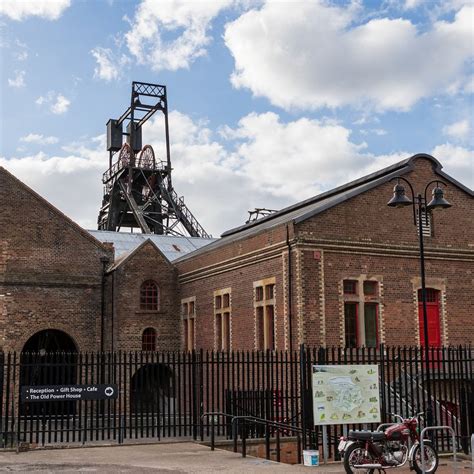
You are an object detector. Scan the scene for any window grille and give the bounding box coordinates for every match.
[363,281,377,296]
[254,279,276,350]
[182,297,196,351]
[214,290,231,350]
[343,280,357,295]
[140,280,159,311]
[142,328,156,351]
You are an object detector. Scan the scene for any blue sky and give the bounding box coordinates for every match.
[0,0,472,236]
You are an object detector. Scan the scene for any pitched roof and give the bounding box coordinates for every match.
[175,154,473,262]
[106,238,174,271]
[89,229,216,262]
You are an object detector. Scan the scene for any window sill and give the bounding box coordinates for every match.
[136,310,164,315]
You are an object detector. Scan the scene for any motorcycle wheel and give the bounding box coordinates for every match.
[343,442,376,474]
[412,443,439,474]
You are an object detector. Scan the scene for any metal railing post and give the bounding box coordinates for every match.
[233,419,238,453]
[420,426,456,474]
[210,415,215,451]
[276,429,281,463]
[265,421,270,459]
[242,420,247,458]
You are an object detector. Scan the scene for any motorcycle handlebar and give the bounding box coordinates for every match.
[388,413,404,422]
[388,412,424,422]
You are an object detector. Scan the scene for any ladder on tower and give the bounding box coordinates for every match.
[157,181,211,239]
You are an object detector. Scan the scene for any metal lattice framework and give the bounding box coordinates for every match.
[97,82,211,238]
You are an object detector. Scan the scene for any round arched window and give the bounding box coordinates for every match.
[140,280,159,311]
[142,328,157,351]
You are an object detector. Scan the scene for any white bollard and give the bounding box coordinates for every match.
[471,433,473,473]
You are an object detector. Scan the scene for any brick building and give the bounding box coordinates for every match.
[176,154,473,351]
[0,153,473,354]
[0,167,212,354]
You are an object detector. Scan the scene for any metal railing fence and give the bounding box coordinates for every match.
[0,345,471,455]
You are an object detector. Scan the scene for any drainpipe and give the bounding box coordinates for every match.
[100,256,110,353]
[286,224,294,352]
[111,271,115,353]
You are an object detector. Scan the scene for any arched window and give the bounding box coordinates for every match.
[140,280,159,311]
[142,328,157,351]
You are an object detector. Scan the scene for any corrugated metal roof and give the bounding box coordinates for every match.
[87,230,217,261]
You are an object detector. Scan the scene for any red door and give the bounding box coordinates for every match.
[418,289,441,347]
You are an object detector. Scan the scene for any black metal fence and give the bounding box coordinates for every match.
[0,346,472,456]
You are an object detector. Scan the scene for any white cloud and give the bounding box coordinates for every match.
[360,128,387,136]
[8,70,25,88]
[0,137,105,229]
[51,94,70,114]
[431,143,474,187]
[36,91,71,114]
[91,47,129,81]
[404,0,422,9]
[2,112,472,237]
[442,119,471,141]
[20,133,59,145]
[124,0,234,71]
[224,2,473,111]
[0,0,71,21]
[13,40,28,61]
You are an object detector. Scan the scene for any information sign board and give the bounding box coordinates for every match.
[312,365,380,425]
[21,384,118,402]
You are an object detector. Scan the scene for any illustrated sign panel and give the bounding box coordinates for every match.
[312,365,381,425]
[21,384,118,402]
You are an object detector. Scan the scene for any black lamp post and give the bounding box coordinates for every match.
[387,177,452,427]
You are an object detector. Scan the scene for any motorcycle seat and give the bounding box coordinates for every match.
[348,430,386,441]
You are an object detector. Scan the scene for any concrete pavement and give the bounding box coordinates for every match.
[0,442,309,473]
[0,443,470,472]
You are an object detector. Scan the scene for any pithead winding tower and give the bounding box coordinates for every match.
[97,81,210,237]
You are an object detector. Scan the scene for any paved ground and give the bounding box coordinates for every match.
[0,443,470,473]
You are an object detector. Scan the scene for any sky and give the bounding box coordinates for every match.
[0,0,473,237]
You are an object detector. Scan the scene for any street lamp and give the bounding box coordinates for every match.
[387,177,452,427]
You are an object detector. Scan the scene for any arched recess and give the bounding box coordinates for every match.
[142,328,157,351]
[22,329,78,354]
[130,363,174,414]
[20,329,78,416]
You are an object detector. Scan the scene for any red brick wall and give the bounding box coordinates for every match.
[177,157,473,349]
[296,157,473,249]
[0,168,112,352]
[179,252,288,351]
[295,156,473,347]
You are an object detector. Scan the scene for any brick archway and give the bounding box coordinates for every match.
[22,329,77,354]
[20,329,78,416]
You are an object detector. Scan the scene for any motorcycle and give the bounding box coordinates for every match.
[338,412,438,473]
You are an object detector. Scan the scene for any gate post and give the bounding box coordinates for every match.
[191,350,198,440]
[299,344,307,450]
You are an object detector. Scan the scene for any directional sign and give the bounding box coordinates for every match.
[21,384,118,402]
